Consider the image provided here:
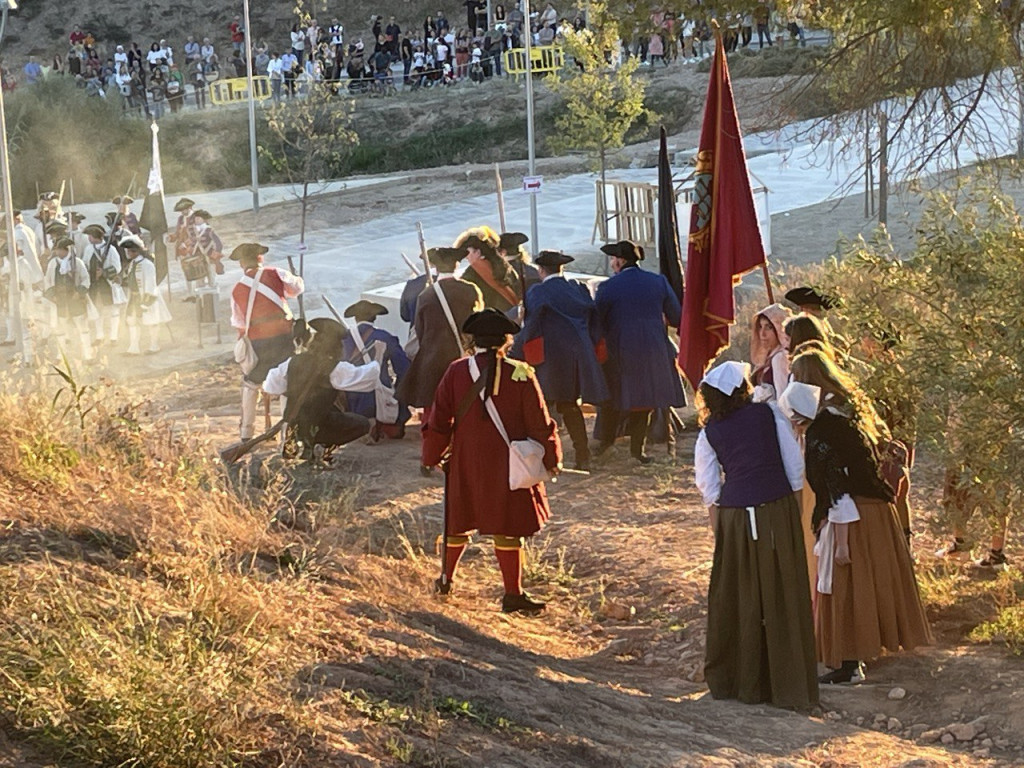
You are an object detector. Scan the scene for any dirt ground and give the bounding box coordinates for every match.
[91,362,1024,768]
[6,109,1024,767]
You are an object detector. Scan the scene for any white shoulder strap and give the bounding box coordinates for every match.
[242,266,264,337]
[467,356,511,447]
[433,281,464,350]
[344,320,374,364]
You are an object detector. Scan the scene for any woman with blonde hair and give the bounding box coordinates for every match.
[789,348,931,684]
[750,303,793,402]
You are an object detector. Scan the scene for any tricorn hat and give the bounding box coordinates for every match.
[45,220,68,235]
[83,224,106,239]
[498,231,529,252]
[308,317,347,345]
[69,212,86,223]
[344,299,389,322]
[784,285,839,311]
[229,242,269,262]
[462,307,520,337]
[174,197,196,212]
[427,246,464,272]
[118,234,146,251]
[600,240,644,262]
[112,195,134,206]
[53,236,75,251]
[191,209,212,220]
[105,211,118,227]
[534,250,574,268]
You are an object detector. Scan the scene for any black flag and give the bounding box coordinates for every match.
[657,126,684,303]
[139,121,169,284]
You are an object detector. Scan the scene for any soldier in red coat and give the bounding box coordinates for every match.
[230,242,304,439]
[422,309,562,614]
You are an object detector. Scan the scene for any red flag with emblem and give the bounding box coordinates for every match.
[677,37,766,390]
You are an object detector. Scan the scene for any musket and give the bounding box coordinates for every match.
[322,293,373,365]
[401,252,421,277]
[104,174,138,260]
[286,254,306,319]
[494,163,506,232]
[415,221,434,285]
[220,419,285,464]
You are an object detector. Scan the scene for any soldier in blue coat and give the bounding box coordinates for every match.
[594,240,686,464]
[341,300,412,438]
[511,250,609,470]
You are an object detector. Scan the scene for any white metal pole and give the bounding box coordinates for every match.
[243,0,260,213]
[0,83,27,360]
[522,0,539,254]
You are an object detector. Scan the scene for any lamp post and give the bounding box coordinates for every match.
[243,0,260,213]
[0,0,28,360]
[522,0,539,253]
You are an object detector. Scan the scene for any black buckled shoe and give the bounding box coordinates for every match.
[501,592,546,614]
[434,577,452,595]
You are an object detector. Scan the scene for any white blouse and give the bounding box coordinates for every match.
[694,402,804,507]
[263,358,381,396]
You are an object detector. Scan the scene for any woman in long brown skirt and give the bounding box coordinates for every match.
[695,361,818,709]
[791,349,932,684]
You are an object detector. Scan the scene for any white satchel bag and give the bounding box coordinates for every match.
[467,356,548,491]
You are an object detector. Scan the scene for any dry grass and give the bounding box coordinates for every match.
[4,358,1024,767]
[0,365,332,766]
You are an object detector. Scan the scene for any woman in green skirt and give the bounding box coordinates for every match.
[694,361,819,709]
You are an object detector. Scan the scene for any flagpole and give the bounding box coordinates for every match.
[243,0,260,213]
[0,79,26,361]
[523,0,539,255]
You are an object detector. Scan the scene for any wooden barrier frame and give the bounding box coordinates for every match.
[503,46,565,79]
[594,173,772,270]
[209,76,272,106]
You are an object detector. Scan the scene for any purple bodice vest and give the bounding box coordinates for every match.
[704,402,793,508]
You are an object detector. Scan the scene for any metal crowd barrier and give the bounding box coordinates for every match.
[503,46,565,78]
[208,76,271,106]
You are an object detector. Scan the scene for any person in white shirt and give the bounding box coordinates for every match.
[200,38,215,63]
[146,43,165,70]
[290,24,306,65]
[159,39,174,67]
[266,52,284,102]
[113,45,129,69]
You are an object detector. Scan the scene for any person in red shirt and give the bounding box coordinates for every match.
[69,25,87,46]
[422,308,562,614]
[230,16,246,54]
[230,242,304,440]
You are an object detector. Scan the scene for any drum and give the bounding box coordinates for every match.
[181,254,208,282]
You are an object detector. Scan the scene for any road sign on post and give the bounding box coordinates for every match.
[523,175,543,194]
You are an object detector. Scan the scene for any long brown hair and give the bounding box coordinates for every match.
[697,378,753,426]
[789,348,889,445]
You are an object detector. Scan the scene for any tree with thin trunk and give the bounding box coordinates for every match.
[546,2,648,194]
[259,0,358,270]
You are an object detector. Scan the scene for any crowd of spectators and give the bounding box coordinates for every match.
[0,2,808,111]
